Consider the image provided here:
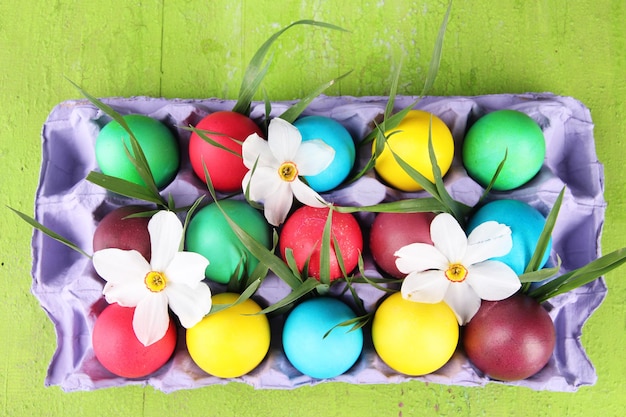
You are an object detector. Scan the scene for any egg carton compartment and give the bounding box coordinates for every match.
[32,94,606,392]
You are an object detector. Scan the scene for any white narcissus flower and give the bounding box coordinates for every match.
[92,210,212,346]
[241,117,335,226]
[395,212,521,325]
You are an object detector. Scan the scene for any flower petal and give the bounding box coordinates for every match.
[92,248,151,284]
[466,260,521,301]
[464,221,513,265]
[394,242,450,274]
[268,118,301,161]
[401,270,450,303]
[149,211,183,272]
[242,133,277,169]
[132,292,170,346]
[290,178,327,208]
[166,281,212,328]
[263,181,294,226]
[102,280,147,307]
[293,139,335,176]
[430,213,467,263]
[165,251,210,287]
[443,282,481,325]
[244,166,282,202]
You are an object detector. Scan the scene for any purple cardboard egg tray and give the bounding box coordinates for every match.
[32,93,606,392]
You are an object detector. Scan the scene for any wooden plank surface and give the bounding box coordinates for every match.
[1,0,625,416]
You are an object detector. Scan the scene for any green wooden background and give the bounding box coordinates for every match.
[1,0,625,416]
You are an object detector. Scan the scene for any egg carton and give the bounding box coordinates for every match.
[31,93,606,392]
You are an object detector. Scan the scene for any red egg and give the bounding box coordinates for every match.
[92,303,177,378]
[93,205,152,261]
[369,212,436,278]
[189,111,264,193]
[279,206,363,281]
[462,293,556,381]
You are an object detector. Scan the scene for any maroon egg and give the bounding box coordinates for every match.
[369,212,436,278]
[462,293,556,381]
[93,205,152,261]
[92,303,177,378]
[279,206,362,281]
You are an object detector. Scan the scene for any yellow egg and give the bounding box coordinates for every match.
[372,292,459,376]
[373,110,454,191]
[186,293,270,378]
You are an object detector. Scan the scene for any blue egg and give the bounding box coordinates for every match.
[293,116,355,192]
[467,199,551,275]
[282,297,363,379]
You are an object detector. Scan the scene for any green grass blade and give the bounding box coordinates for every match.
[202,162,303,289]
[421,0,452,95]
[232,20,348,115]
[257,277,321,315]
[9,207,91,258]
[279,69,353,123]
[318,209,333,286]
[530,247,626,303]
[86,171,167,206]
[208,278,263,315]
[181,126,244,158]
[335,197,447,214]
[524,187,565,274]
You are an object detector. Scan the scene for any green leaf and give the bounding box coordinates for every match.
[208,278,263,315]
[421,0,453,95]
[203,162,303,290]
[318,208,333,286]
[180,195,206,251]
[68,78,167,207]
[525,187,565,274]
[85,171,167,206]
[518,256,562,283]
[478,150,508,203]
[66,78,132,131]
[529,247,626,303]
[122,136,162,202]
[181,126,243,158]
[335,197,446,214]
[279,69,353,124]
[323,313,373,339]
[232,20,348,115]
[256,277,322,315]
[425,115,469,224]
[9,207,91,258]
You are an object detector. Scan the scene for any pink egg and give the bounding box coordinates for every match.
[92,303,177,378]
[279,206,362,281]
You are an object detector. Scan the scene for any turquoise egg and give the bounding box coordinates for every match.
[95,114,180,189]
[462,110,545,191]
[467,199,551,275]
[293,116,355,192]
[282,297,363,379]
[185,200,270,284]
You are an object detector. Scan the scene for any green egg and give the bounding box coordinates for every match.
[462,110,545,191]
[185,200,271,284]
[95,114,180,189]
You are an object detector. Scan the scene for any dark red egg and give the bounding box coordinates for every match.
[369,212,436,278]
[92,303,177,378]
[279,206,362,281]
[462,293,556,381]
[93,205,152,261]
[189,111,263,193]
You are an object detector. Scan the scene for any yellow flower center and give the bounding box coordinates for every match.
[278,162,298,182]
[445,263,468,282]
[145,271,167,292]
